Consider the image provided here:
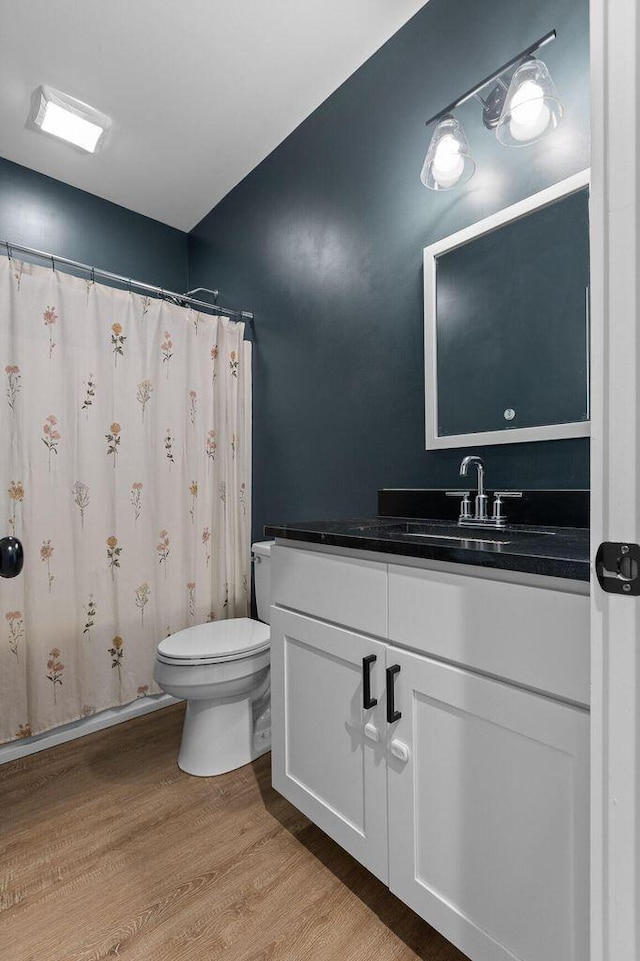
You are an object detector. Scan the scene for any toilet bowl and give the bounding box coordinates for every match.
[153,540,274,777]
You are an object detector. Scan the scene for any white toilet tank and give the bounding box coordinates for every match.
[252,540,275,623]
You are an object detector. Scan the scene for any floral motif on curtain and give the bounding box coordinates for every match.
[0,255,251,744]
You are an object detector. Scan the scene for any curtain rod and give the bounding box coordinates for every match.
[1,240,254,322]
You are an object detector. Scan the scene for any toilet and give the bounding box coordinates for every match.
[153,540,274,776]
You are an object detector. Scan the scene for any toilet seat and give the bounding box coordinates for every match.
[157,617,270,666]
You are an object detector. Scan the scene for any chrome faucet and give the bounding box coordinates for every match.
[446,455,522,528]
[459,455,488,522]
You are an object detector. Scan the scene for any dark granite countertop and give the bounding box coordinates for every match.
[264,516,591,582]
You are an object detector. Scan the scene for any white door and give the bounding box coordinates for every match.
[387,647,589,961]
[270,607,389,882]
[590,1,640,957]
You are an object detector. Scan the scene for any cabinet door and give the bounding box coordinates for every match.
[271,607,388,882]
[387,648,589,961]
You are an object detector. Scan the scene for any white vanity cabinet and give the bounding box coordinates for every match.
[270,607,389,882]
[270,543,590,961]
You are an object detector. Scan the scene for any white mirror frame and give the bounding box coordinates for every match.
[424,168,591,450]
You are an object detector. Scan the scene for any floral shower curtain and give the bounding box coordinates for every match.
[0,255,251,744]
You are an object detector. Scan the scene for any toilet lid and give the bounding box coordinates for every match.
[157,617,270,664]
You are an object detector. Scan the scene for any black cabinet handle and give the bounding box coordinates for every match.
[362,654,378,709]
[386,664,401,723]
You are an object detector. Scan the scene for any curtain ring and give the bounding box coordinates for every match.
[128,278,132,294]
[5,241,12,261]
[50,255,55,272]
[91,266,95,284]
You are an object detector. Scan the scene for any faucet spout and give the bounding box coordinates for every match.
[459,455,487,521]
[459,455,485,497]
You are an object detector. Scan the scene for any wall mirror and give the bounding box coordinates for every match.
[424,169,590,449]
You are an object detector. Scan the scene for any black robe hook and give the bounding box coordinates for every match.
[0,536,23,578]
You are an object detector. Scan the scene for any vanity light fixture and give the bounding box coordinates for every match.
[29,86,111,153]
[421,30,562,190]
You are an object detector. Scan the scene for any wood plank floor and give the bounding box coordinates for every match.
[0,703,469,961]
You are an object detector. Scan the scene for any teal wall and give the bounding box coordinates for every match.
[189,0,590,540]
[0,158,189,291]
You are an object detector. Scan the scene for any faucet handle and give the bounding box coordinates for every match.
[492,491,523,525]
[446,490,473,520]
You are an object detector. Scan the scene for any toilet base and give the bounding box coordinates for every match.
[178,695,269,777]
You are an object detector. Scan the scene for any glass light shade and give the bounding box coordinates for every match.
[496,58,563,146]
[420,116,475,191]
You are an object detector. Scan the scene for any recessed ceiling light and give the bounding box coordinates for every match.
[29,86,111,153]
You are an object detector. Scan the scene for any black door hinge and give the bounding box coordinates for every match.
[595,541,640,595]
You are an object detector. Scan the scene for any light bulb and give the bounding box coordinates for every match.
[421,116,475,190]
[508,79,551,142]
[431,134,465,189]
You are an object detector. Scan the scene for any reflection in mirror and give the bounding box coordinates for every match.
[424,170,590,450]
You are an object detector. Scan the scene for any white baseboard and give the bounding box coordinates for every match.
[0,693,181,765]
